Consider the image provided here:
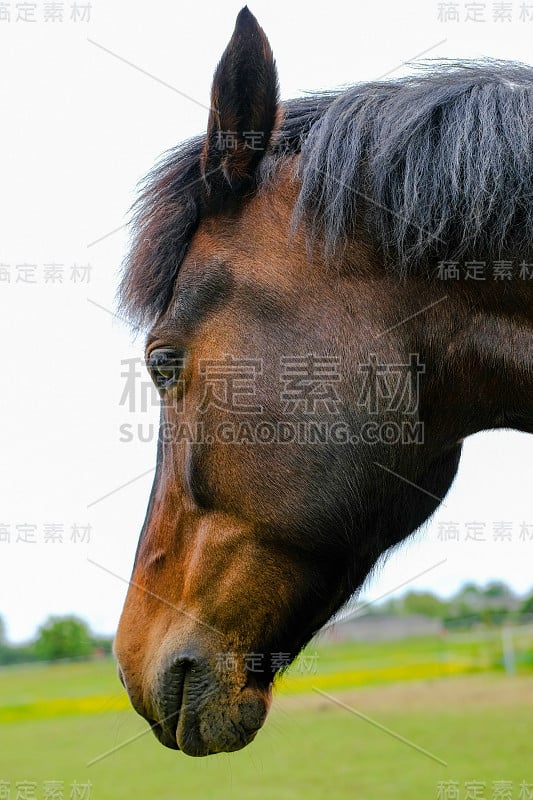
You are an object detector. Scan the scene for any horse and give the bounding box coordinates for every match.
[114,6,533,756]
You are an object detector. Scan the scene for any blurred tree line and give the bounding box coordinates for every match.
[375,581,533,630]
[0,615,113,665]
[0,582,532,664]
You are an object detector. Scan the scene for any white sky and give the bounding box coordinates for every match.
[0,0,532,643]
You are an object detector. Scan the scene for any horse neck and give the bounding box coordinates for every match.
[430,276,533,437]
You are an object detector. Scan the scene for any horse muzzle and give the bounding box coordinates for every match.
[122,651,272,756]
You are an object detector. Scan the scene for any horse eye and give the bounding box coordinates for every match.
[146,348,185,389]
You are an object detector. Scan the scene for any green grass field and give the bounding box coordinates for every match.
[1,633,532,799]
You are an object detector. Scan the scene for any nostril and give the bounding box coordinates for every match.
[158,655,196,728]
[162,653,199,691]
[169,654,196,675]
[163,656,193,698]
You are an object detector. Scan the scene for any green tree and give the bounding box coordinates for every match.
[483,581,513,601]
[401,591,447,618]
[519,592,533,617]
[34,616,93,661]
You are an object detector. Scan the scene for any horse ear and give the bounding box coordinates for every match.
[201,6,280,193]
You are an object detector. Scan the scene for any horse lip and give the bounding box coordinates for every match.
[147,716,179,750]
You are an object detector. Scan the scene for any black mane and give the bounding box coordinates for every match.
[120,60,533,327]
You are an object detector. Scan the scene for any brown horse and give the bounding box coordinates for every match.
[114,7,533,756]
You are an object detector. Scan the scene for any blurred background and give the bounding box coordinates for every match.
[0,0,532,797]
